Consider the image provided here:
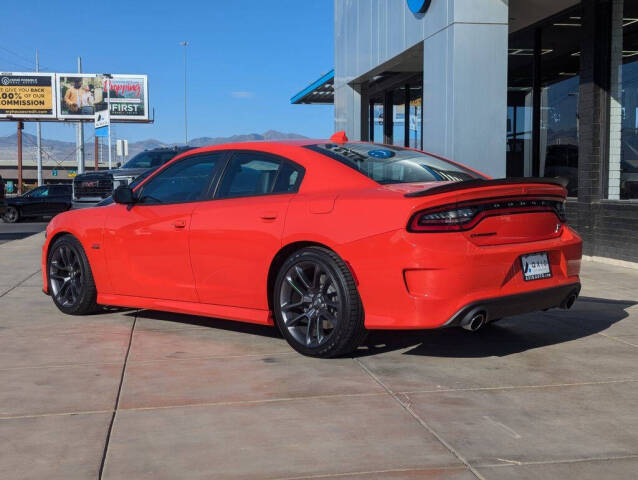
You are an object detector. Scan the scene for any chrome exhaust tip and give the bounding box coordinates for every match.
[461,311,486,332]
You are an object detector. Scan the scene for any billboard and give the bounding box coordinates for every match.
[56,74,148,121]
[0,72,57,119]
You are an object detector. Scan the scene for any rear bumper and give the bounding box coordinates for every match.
[444,282,581,327]
[0,200,6,215]
[339,226,583,330]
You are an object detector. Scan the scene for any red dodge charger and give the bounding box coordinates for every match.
[42,136,582,357]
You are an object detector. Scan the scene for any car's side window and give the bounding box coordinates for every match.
[28,186,49,198]
[217,152,304,199]
[273,161,304,194]
[137,153,224,205]
[217,153,280,199]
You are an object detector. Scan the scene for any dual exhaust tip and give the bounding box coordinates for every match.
[561,292,578,310]
[460,289,579,332]
[460,310,487,332]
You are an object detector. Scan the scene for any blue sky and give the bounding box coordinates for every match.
[0,0,334,143]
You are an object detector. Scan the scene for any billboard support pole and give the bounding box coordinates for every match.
[17,121,23,195]
[76,57,85,175]
[35,50,43,186]
[94,136,99,171]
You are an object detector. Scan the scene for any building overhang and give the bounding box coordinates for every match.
[290,70,334,105]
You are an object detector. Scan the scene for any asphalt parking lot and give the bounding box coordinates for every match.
[1,233,637,480]
[0,220,48,245]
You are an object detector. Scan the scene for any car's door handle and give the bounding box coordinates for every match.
[260,211,278,220]
[172,220,186,229]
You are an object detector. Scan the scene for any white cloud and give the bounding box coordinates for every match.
[231,91,255,99]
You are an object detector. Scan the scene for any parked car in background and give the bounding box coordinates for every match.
[3,184,72,223]
[0,175,6,218]
[72,146,193,209]
[42,137,582,358]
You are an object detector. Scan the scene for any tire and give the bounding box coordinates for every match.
[273,246,365,358]
[47,234,98,315]
[3,206,19,223]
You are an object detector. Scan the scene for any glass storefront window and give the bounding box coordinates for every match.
[409,85,422,149]
[506,100,533,177]
[370,99,384,143]
[540,13,581,197]
[392,86,406,147]
[507,29,535,177]
[368,76,422,148]
[541,75,580,196]
[619,1,638,199]
[507,10,580,195]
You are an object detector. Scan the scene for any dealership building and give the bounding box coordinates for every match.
[293,0,638,264]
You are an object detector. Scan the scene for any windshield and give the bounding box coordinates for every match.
[306,143,483,185]
[121,151,179,169]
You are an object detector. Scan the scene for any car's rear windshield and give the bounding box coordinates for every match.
[305,143,483,185]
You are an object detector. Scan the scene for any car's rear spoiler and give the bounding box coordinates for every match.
[404,177,569,198]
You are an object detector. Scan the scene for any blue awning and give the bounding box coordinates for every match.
[290,69,334,105]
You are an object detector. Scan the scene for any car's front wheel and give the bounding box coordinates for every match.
[3,206,19,223]
[47,234,98,315]
[273,246,365,358]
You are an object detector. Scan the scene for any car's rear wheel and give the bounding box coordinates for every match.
[273,246,365,358]
[48,234,98,315]
[3,206,19,223]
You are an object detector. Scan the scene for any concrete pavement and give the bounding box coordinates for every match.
[1,232,637,479]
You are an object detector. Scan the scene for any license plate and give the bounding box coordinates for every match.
[521,252,552,281]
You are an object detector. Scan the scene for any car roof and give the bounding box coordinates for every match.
[176,139,331,157]
[142,146,193,153]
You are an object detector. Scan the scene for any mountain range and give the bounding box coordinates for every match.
[0,130,308,164]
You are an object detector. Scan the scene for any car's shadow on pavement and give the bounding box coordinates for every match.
[126,309,282,338]
[115,296,635,359]
[354,296,637,358]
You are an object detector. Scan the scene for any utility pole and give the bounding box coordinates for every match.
[35,50,43,186]
[180,41,188,144]
[103,73,113,169]
[76,57,85,174]
[17,121,24,195]
[94,136,99,171]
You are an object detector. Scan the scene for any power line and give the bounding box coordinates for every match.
[0,56,35,71]
[0,45,43,68]
[0,45,60,72]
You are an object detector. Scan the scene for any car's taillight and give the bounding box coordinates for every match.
[408,197,567,233]
[410,206,479,232]
[555,201,567,222]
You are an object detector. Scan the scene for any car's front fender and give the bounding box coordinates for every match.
[42,208,112,295]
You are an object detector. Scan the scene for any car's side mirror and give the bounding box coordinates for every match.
[113,185,135,204]
[116,162,121,168]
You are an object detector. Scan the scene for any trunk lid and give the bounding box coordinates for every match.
[403,178,568,246]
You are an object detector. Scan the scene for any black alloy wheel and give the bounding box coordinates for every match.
[48,234,98,315]
[3,206,19,223]
[274,246,365,358]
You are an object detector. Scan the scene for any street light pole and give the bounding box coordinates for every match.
[180,41,188,145]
